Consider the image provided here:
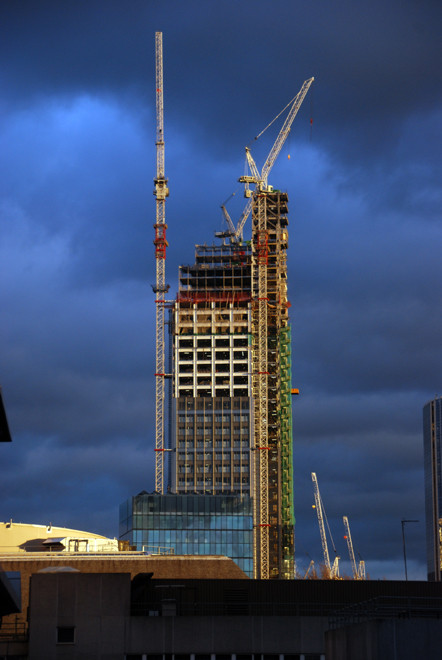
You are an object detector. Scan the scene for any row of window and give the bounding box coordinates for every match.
[177,442,249,449]
[132,528,253,543]
[127,494,252,516]
[177,479,249,488]
[179,389,249,397]
[179,337,249,348]
[127,523,252,536]
[178,466,249,475]
[177,450,249,458]
[178,425,248,433]
[178,422,248,429]
[179,413,246,420]
[176,398,250,411]
[178,350,248,360]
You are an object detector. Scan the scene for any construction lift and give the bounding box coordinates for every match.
[311,472,340,579]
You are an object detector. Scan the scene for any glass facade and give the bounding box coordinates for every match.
[174,396,251,495]
[120,493,253,577]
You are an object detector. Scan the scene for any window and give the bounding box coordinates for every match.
[57,626,75,644]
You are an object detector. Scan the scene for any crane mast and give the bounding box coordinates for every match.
[312,472,340,578]
[312,472,331,571]
[153,31,169,493]
[343,515,366,579]
[343,515,357,579]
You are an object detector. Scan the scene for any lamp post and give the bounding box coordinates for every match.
[401,519,419,581]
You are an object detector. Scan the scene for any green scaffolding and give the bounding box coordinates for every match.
[279,325,295,578]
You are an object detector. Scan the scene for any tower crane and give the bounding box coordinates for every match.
[238,78,313,580]
[311,473,340,579]
[303,559,316,579]
[235,77,314,241]
[343,516,366,580]
[153,31,170,494]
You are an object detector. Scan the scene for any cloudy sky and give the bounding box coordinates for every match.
[1,0,441,579]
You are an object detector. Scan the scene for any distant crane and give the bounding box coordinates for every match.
[303,559,316,579]
[311,472,340,579]
[153,32,170,493]
[343,516,366,580]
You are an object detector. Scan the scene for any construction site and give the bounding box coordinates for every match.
[119,32,315,580]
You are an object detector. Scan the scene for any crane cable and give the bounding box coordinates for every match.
[319,491,339,557]
[246,92,300,149]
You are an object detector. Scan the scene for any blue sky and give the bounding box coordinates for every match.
[0,0,441,579]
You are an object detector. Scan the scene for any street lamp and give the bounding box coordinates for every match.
[401,519,419,581]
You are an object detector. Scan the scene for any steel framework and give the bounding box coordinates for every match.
[252,193,270,578]
[153,32,169,493]
[241,79,313,579]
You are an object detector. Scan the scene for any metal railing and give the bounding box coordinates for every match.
[142,546,175,556]
[0,619,28,641]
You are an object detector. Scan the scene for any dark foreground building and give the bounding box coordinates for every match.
[6,568,442,660]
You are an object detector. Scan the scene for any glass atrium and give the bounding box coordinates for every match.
[120,492,253,577]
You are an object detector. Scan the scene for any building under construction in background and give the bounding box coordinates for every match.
[121,192,295,579]
[169,190,294,579]
[120,33,313,579]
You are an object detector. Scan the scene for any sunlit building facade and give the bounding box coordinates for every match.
[171,243,253,495]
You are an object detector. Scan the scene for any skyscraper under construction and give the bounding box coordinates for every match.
[121,191,295,579]
[168,191,294,579]
[120,35,312,578]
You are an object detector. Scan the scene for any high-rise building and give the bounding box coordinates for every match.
[171,241,252,495]
[423,395,442,581]
[120,191,295,579]
[171,189,294,578]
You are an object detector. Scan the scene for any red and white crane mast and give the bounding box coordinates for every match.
[153,31,169,493]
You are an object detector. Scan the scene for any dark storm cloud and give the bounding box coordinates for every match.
[0,0,440,578]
